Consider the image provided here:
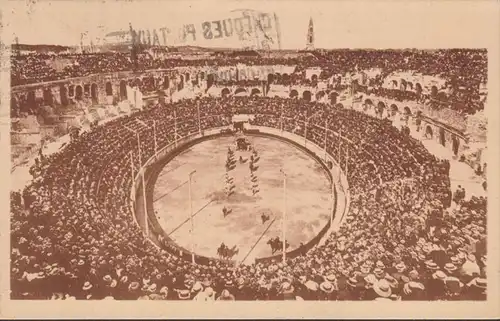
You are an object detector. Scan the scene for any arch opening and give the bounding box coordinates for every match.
[302,90,312,102]
[234,88,247,96]
[105,82,113,96]
[60,85,68,106]
[120,80,128,99]
[426,125,433,138]
[267,73,275,84]
[439,127,446,147]
[91,83,98,103]
[43,88,53,106]
[251,88,261,96]
[75,85,83,101]
[452,135,460,156]
[163,76,170,89]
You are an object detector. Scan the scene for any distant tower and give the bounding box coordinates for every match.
[306,17,314,51]
[14,35,20,58]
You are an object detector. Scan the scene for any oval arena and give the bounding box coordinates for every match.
[11,50,487,301]
[140,132,335,265]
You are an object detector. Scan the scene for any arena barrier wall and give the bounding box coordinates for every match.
[131,127,238,266]
[130,123,350,266]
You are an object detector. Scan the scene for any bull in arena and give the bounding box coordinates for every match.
[261,213,270,224]
[222,206,233,218]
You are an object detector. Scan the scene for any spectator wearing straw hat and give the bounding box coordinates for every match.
[465,278,486,300]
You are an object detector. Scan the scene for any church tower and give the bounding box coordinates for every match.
[306,17,315,51]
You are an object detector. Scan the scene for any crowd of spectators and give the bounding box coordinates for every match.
[11,49,486,114]
[11,95,487,301]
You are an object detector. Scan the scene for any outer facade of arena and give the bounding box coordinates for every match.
[11,59,487,301]
[10,65,472,162]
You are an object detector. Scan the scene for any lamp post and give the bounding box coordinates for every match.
[152,120,158,157]
[188,170,197,264]
[345,144,349,177]
[174,108,178,148]
[330,179,335,228]
[280,103,284,133]
[123,125,142,165]
[197,102,202,135]
[141,168,149,236]
[324,119,328,161]
[129,150,135,183]
[280,168,287,264]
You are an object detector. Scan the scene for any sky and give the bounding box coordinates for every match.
[2,0,499,50]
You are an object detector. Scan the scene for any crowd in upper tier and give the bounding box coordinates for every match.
[11,49,486,115]
[11,96,487,300]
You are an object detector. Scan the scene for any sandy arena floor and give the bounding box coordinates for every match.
[152,136,333,264]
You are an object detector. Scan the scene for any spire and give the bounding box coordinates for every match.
[306,17,314,51]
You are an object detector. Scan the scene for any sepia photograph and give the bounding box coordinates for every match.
[1,0,499,318]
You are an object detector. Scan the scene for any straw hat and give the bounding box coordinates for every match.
[373,280,392,298]
[432,270,447,281]
[395,262,406,273]
[191,282,203,293]
[347,277,358,288]
[159,286,169,296]
[373,268,385,278]
[325,274,336,282]
[219,289,234,300]
[280,282,295,294]
[470,278,487,289]
[178,289,191,300]
[304,280,319,291]
[128,282,140,291]
[360,265,371,274]
[364,274,377,286]
[82,281,93,291]
[148,283,157,292]
[444,276,463,294]
[319,281,335,293]
[444,263,457,273]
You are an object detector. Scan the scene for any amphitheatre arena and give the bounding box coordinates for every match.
[10,36,488,302]
[147,134,333,264]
